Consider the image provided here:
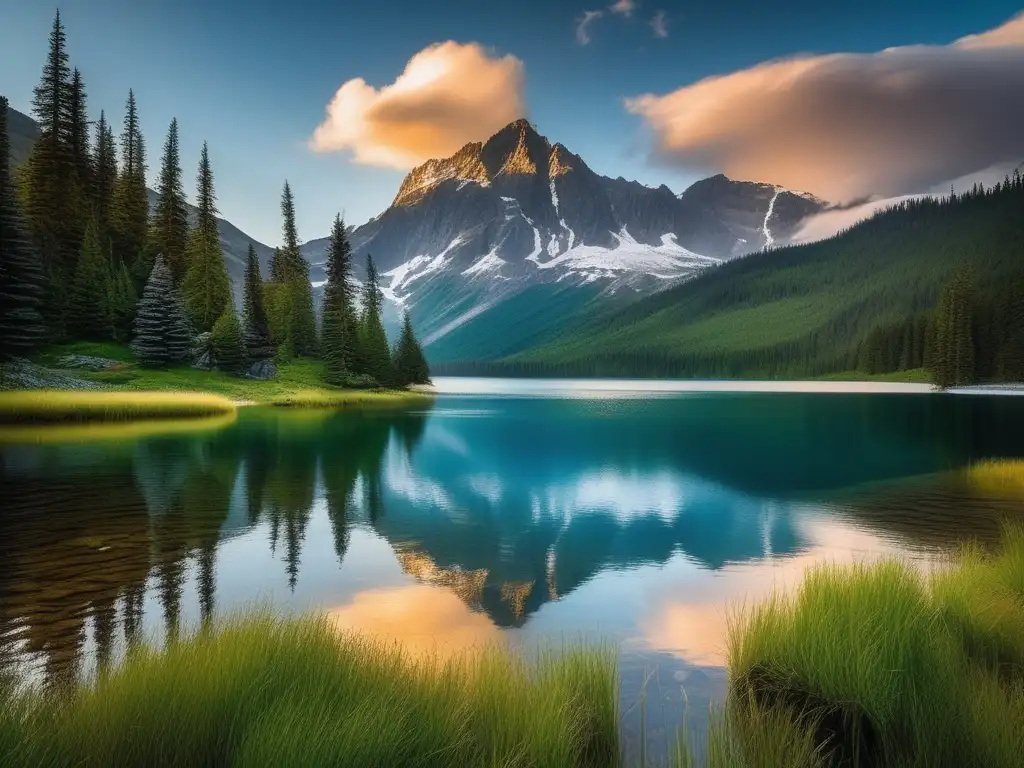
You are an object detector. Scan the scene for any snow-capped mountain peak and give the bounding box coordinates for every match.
[303,119,829,360]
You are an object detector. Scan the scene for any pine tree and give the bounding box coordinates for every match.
[67,217,112,340]
[930,267,976,388]
[358,254,393,386]
[321,214,358,384]
[242,244,274,365]
[211,304,245,374]
[277,181,317,356]
[0,96,47,360]
[111,90,149,280]
[93,110,118,256]
[148,119,189,283]
[181,143,230,332]
[25,10,73,275]
[268,247,284,282]
[24,10,78,337]
[133,255,192,367]
[65,67,92,215]
[107,260,137,342]
[392,311,431,386]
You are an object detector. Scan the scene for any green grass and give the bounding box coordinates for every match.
[0,612,618,768]
[720,523,1024,767]
[964,459,1024,497]
[0,390,237,423]
[20,343,432,409]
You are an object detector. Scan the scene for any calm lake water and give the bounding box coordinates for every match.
[2,378,1024,759]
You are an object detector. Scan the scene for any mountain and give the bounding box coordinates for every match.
[4,104,275,288]
[8,105,838,361]
[7,104,38,167]
[445,178,1024,380]
[301,119,828,359]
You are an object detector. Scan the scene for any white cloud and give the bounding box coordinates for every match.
[650,10,668,38]
[576,10,604,45]
[310,41,525,169]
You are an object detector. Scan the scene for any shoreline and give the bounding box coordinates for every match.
[425,376,1024,397]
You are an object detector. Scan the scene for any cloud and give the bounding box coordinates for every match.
[790,160,1023,243]
[609,0,636,17]
[625,13,1024,202]
[650,10,668,38]
[790,195,927,244]
[309,41,525,169]
[576,10,604,45]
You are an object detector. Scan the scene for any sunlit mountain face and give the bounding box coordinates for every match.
[2,390,1024,759]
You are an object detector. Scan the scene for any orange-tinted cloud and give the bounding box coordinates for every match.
[626,13,1024,202]
[609,0,636,17]
[310,41,526,169]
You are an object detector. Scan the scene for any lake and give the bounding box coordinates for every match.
[2,378,1024,760]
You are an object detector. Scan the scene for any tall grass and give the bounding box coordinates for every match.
[722,522,1024,767]
[0,612,618,768]
[964,459,1024,497]
[670,699,826,768]
[0,390,237,423]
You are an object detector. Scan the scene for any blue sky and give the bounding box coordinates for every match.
[2,0,1021,246]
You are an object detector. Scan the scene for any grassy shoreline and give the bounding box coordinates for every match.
[0,342,432,421]
[3,525,1022,766]
[0,614,617,767]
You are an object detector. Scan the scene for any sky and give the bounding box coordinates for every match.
[2,0,1023,247]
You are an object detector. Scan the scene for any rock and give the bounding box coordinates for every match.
[56,355,122,371]
[0,359,107,390]
[246,359,277,380]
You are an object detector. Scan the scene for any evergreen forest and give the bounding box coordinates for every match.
[0,11,430,388]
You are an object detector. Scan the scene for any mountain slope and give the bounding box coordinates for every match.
[302,119,828,360]
[443,180,1024,379]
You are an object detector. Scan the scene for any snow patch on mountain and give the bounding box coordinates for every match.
[545,233,560,258]
[531,232,720,278]
[763,189,782,249]
[383,236,464,298]
[523,216,543,262]
[548,178,576,253]
[463,248,507,277]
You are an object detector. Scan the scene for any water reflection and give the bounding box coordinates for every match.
[0,391,1022,697]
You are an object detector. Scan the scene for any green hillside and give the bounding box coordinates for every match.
[438,177,1024,382]
[420,281,609,362]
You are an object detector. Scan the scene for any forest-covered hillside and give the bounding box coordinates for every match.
[436,178,1024,383]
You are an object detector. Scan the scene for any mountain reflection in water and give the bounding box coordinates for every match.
[1,391,1023,716]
